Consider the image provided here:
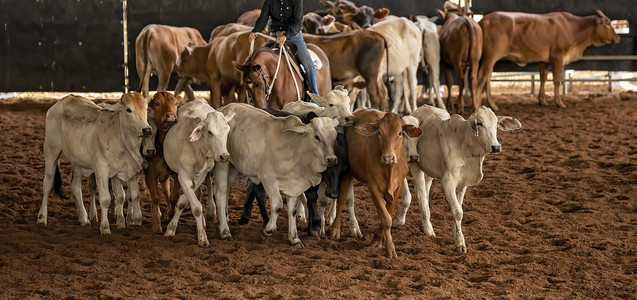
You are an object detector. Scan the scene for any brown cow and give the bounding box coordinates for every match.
[438,2,483,114]
[330,108,422,258]
[303,31,389,110]
[209,23,251,42]
[176,31,267,108]
[477,10,620,110]
[237,9,261,27]
[135,24,206,99]
[142,92,180,233]
[302,12,323,34]
[233,43,332,109]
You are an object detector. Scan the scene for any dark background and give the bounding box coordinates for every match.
[0,0,635,92]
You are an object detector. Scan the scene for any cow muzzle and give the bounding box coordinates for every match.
[342,116,355,127]
[217,153,230,163]
[163,113,177,124]
[408,154,420,163]
[326,156,338,167]
[141,127,153,137]
[491,145,502,153]
[144,149,156,157]
[382,155,396,165]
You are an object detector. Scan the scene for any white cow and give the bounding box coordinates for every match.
[369,17,422,114]
[395,105,522,252]
[412,15,445,110]
[162,98,233,246]
[214,103,338,247]
[283,85,355,127]
[38,92,151,234]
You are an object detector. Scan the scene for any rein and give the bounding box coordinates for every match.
[245,33,302,104]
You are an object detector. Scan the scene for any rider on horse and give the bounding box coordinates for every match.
[249,0,320,102]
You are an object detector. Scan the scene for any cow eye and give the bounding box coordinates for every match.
[377,132,382,137]
[126,108,132,113]
[155,102,160,106]
[208,130,213,136]
[477,121,483,126]
[329,104,334,107]
[314,135,320,142]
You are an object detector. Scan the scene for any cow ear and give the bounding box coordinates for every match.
[99,103,119,114]
[189,123,205,141]
[331,117,340,128]
[355,122,378,136]
[403,125,423,138]
[232,60,244,71]
[307,92,323,105]
[334,85,348,94]
[319,0,334,9]
[374,8,390,19]
[322,15,335,26]
[340,4,357,14]
[437,9,446,20]
[181,46,192,60]
[224,112,235,123]
[497,116,522,131]
[285,125,311,136]
[340,13,355,25]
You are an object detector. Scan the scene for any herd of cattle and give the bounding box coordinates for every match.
[36,0,620,257]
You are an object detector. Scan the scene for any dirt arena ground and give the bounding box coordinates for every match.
[0,88,636,299]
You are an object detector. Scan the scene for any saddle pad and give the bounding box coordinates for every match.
[308,50,323,70]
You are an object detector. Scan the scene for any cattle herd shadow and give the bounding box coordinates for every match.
[0,91,635,298]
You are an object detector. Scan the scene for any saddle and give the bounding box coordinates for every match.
[267,42,323,81]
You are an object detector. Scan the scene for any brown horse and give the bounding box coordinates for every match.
[232,44,331,109]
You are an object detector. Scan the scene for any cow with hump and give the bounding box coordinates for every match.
[213,103,339,248]
[394,105,522,253]
[160,98,232,246]
[476,10,620,110]
[330,108,422,258]
[38,92,152,234]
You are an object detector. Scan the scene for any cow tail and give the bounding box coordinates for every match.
[137,30,151,92]
[380,34,393,110]
[53,164,67,199]
[462,17,473,70]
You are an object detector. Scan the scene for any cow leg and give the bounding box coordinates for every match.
[286,195,304,248]
[175,78,195,101]
[38,142,63,225]
[213,162,235,240]
[469,62,480,111]
[69,167,90,226]
[476,58,499,111]
[369,184,397,259]
[141,62,152,99]
[393,178,411,227]
[317,183,329,237]
[262,181,284,239]
[210,79,222,109]
[144,168,163,233]
[165,193,188,237]
[166,175,180,218]
[126,174,143,226]
[551,61,566,108]
[428,57,446,110]
[442,177,466,253]
[346,180,362,239]
[390,75,403,113]
[111,179,126,229]
[177,174,210,246]
[407,66,419,114]
[240,181,258,225]
[330,173,353,240]
[88,173,98,223]
[295,194,308,223]
[456,66,466,115]
[410,165,435,236]
[303,185,321,237]
[95,171,112,234]
[205,172,217,223]
[365,75,387,111]
[538,63,550,106]
[444,67,455,112]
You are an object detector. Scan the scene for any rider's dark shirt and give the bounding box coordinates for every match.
[252,0,303,39]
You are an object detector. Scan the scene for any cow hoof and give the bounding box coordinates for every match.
[329,232,341,240]
[352,230,363,240]
[220,230,233,240]
[392,219,405,228]
[292,241,305,249]
[557,102,567,109]
[37,215,47,225]
[387,250,398,259]
[455,246,467,253]
[309,229,320,238]
[261,229,274,239]
[152,226,163,234]
[100,227,111,235]
[80,220,91,226]
[237,217,249,225]
[198,237,210,247]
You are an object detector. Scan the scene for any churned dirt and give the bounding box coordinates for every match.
[0,89,636,299]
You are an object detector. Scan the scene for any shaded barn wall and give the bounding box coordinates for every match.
[0,0,634,92]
